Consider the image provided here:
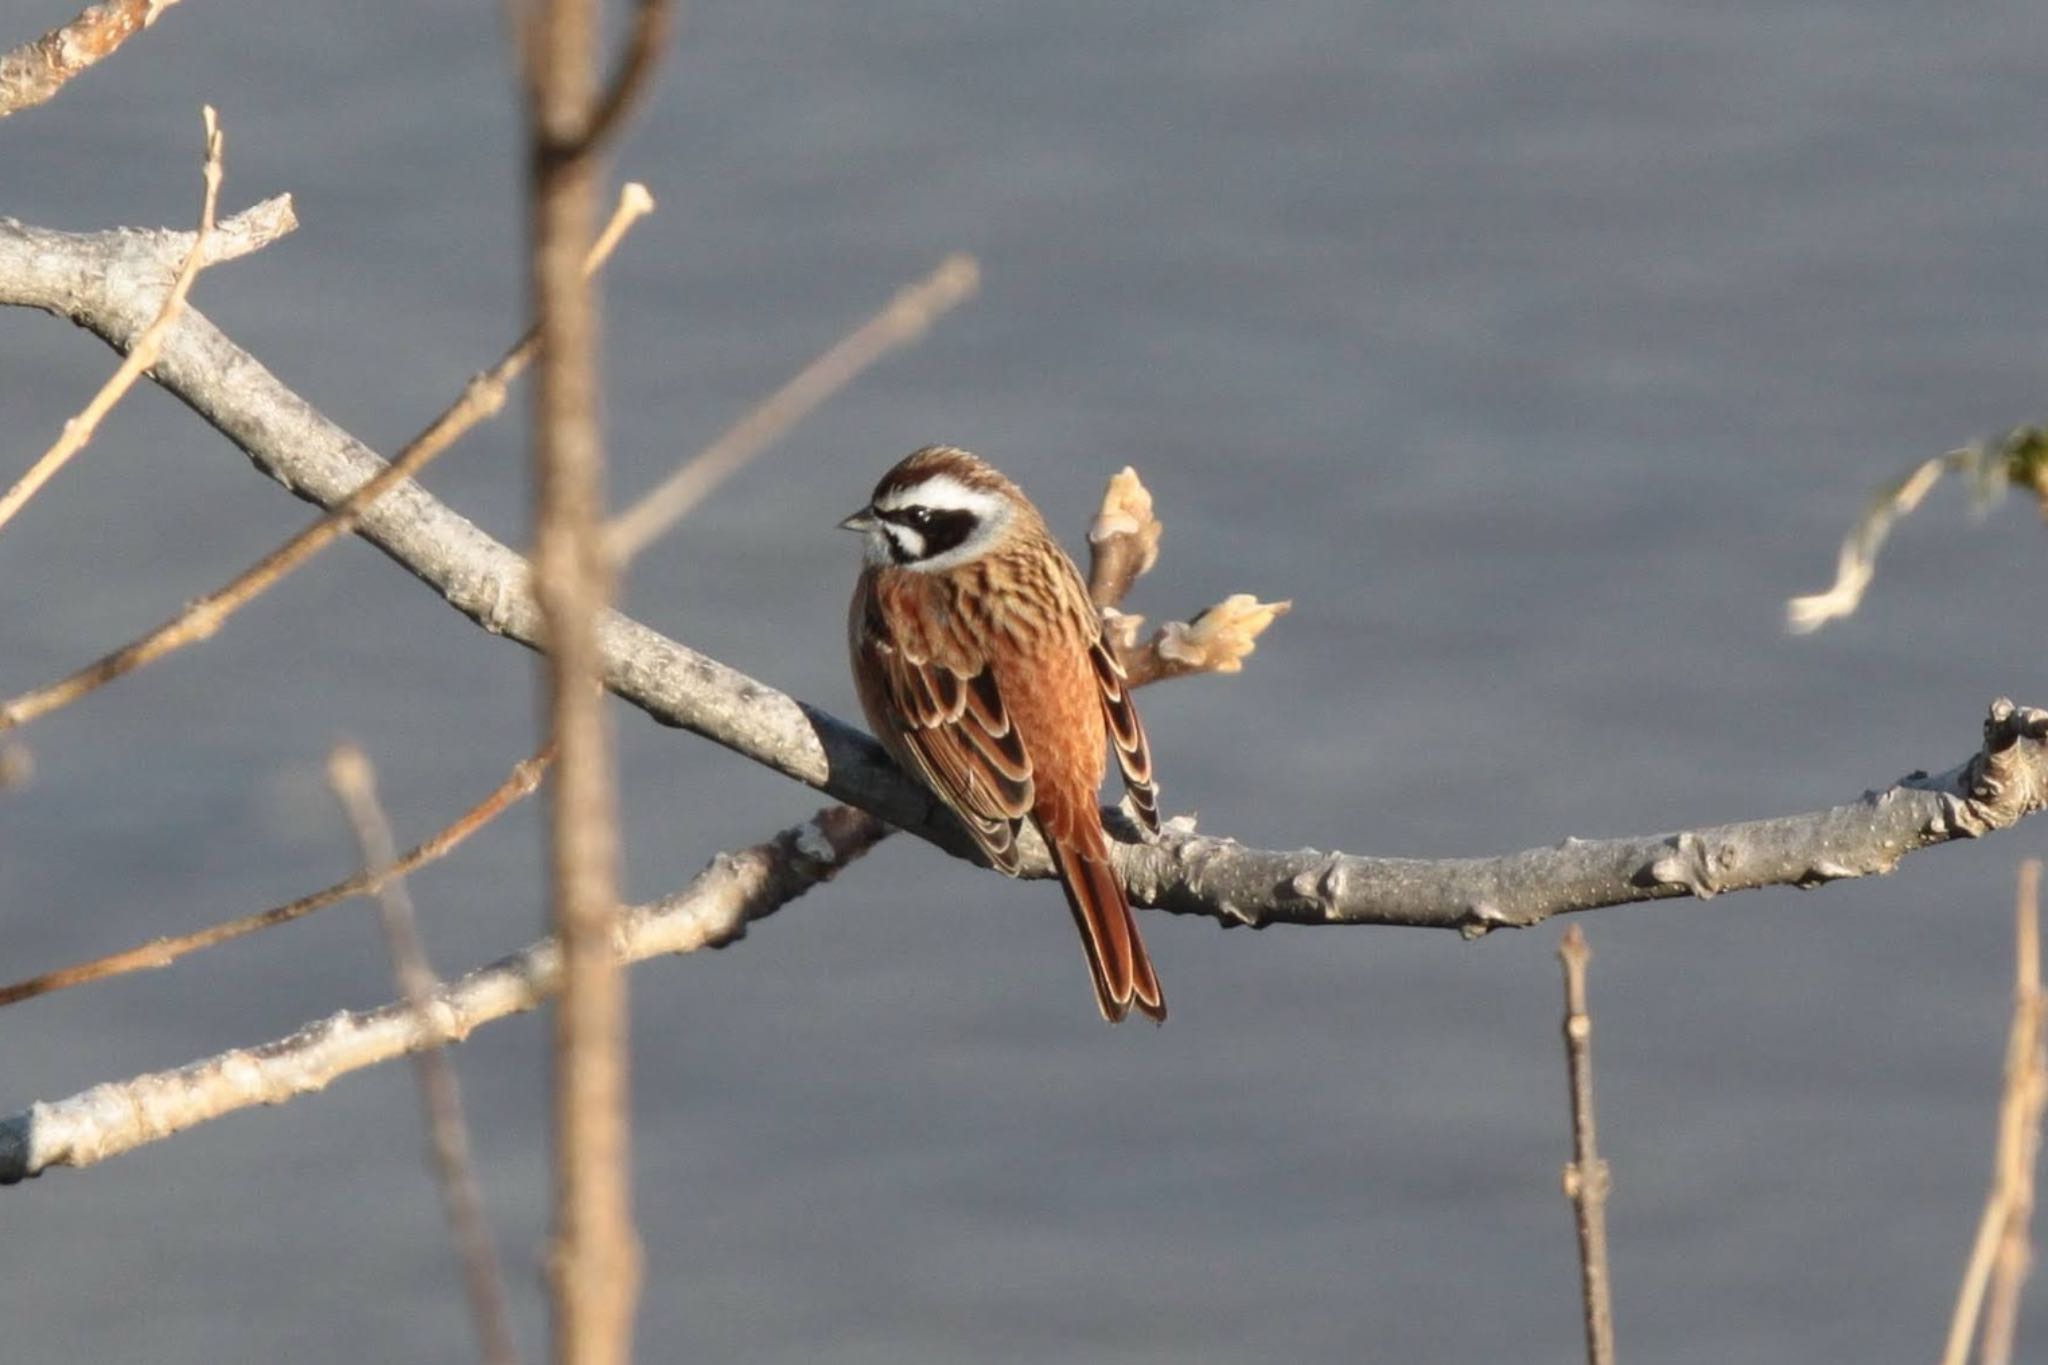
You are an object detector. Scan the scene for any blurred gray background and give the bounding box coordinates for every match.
[3,1,2046,1360]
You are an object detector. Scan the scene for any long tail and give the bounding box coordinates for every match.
[1045,835,1166,1024]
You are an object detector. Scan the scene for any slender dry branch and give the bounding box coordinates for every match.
[529,0,638,1358]
[0,185,652,735]
[1982,858,2048,1364]
[605,252,981,561]
[5,207,2047,930]
[1787,425,2048,634]
[0,105,222,536]
[329,745,522,1365]
[1558,925,1616,1365]
[1942,859,2047,1365]
[576,0,674,160]
[0,0,181,117]
[0,804,885,1180]
[0,741,31,791]
[0,746,552,1008]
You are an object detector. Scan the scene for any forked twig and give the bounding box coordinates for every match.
[577,0,675,159]
[1941,859,2047,1365]
[0,184,655,735]
[329,744,521,1365]
[0,105,222,536]
[0,746,553,1008]
[1558,924,1616,1365]
[605,252,981,561]
[1084,467,1290,684]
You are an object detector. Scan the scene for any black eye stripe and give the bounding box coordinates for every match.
[877,506,977,559]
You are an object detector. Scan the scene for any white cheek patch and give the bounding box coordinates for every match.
[881,522,924,562]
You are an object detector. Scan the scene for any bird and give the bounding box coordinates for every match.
[841,445,1166,1022]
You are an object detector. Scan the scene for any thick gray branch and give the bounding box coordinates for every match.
[4,211,2048,937]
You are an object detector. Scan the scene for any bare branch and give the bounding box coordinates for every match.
[528,0,639,1356]
[0,184,652,734]
[1557,925,1616,1365]
[0,747,552,1008]
[329,744,522,1365]
[0,806,886,1183]
[0,0,182,118]
[0,106,224,536]
[1942,859,2047,1365]
[1981,858,2048,1365]
[605,252,980,562]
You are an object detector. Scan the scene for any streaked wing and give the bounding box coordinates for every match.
[1089,637,1158,833]
[863,629,1036,874]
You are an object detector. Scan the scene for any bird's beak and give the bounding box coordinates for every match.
[838,508,877,533]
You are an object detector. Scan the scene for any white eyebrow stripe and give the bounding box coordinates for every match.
[874,473,1005,519]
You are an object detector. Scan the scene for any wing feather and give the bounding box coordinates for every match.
[860,616,1035,875]
[1089,638,1158,833]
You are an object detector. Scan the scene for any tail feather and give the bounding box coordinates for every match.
[1046,838,1167,1024]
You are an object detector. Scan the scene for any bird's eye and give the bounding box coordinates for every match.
[904,507,935,529]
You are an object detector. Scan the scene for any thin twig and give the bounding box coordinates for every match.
[0,746,552,1008]
[1786,426,2047,634]
[0,807,887,1184]
[529,0,639,1357]
[0,104,221,536]
[329,743,523,1365]
[575,0,675,160]
[1942,859,2047,1365]
[0,184,655,735]
[1558,924,1616,1365]
[605,252,980,561]
[0,0,182,117]
[1982,859,2048,1365]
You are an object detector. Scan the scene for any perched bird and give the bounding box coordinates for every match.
[842,445,1166,1022]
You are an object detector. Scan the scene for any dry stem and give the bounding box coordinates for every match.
[0,184,653,735]
[529,0,641,1357]
[329,744,521,1365]
[0,104,221,536]
[0,0,181,117]
[1941,859,2047,1365]
[605,252,980,561]
[1557,925,1616,1365]
[0,746,552,1008]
